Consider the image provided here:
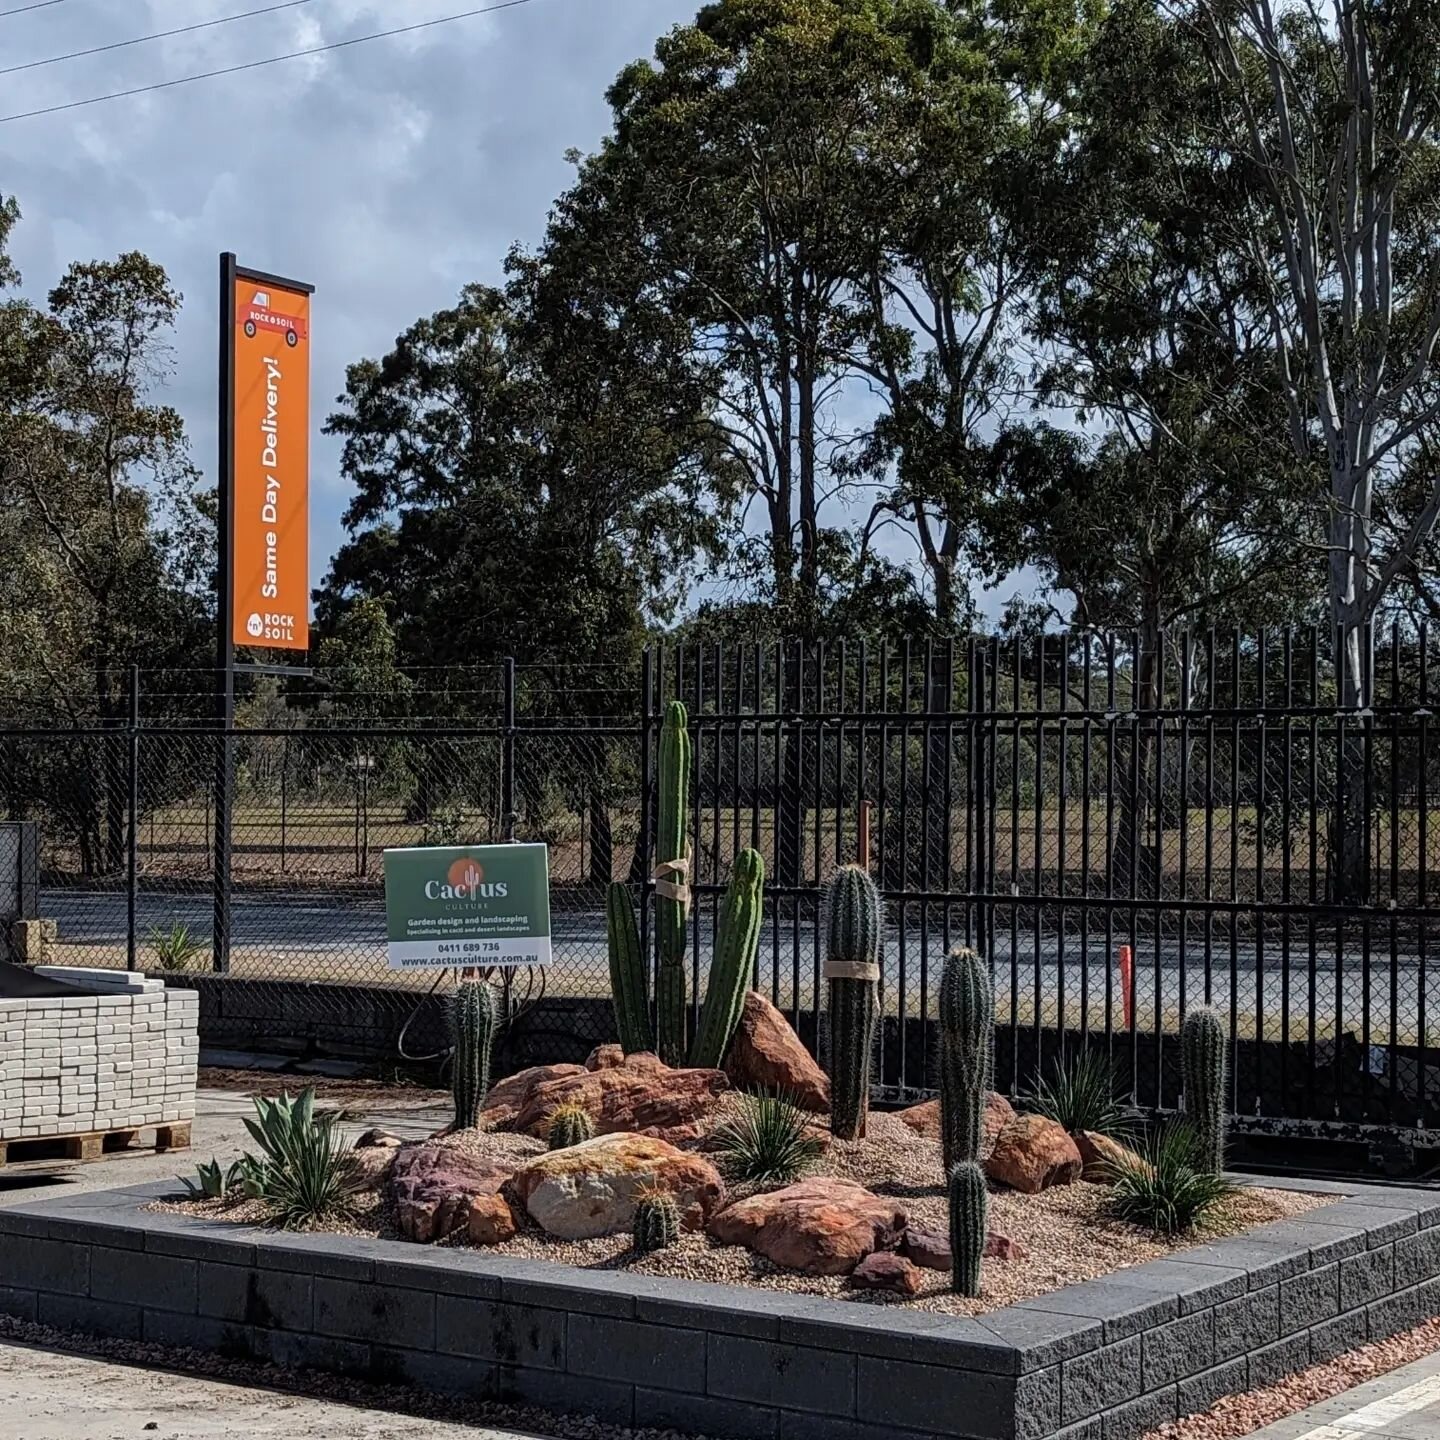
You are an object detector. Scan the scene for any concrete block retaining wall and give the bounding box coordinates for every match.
[1,972,197,1141]
[1,1181,1438,1438]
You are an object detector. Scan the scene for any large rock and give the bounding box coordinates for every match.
[724,992,829,1113]
[1075,1130,1150,1183]
[389,1142,516,1243]
[900,1226,1028,1271]
[896,1092,1014,1156]
[467,1193,519,1246]
[707,1178,906,1275]
[479,1063,587,1129]
[585,1044,625,1071]
[985,1114,1083,1193]
[504,1054,729,1143]
[511,1132,725,1240]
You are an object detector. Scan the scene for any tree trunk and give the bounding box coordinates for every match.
[1111,592,1163,899]
[1330,609,1370,904]
[588,791,613,888]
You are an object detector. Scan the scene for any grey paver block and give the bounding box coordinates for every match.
[312,1276,435,1349]
[1279,1264,1340,1332]
[0,1287,36,1323]
[707,1333,854,1415]
[1177,1357,1248,1416]
[435,1295,565,1370]
[1340,1246,1395,1309]
[1170,1239,1308,1290]
[1309,1313,1360,1364]
[1103,1260,1248,1313]
[141,1309,257,1358]
[493,1363,635,1427]
[779,1301,1017,1373]
[1366,1276,1440,1343]
[1015,1367,1063,1440]
[1,1237,89,1295]
[1062,1336,1142,1424]
[1392,1227,1440,1287]
[253,1327,371,1378]
[636,1384,779,1440]
[978,1307,1104,1369]
[198,1263,313,1331]
[90,1247,196,1315]
[1100,1385,1177,1440]
[566,1313,705,1392]
[368,1346,498,1397]
[1014,1283,1175,1343]
[1213,1285,1280,1361]
[1249,1330,1311,1388]
[1141,1309,1214,1388]
[37,1293,141,1341]
[855,1355,1019,1439]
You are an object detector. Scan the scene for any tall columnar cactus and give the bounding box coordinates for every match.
[1181,1005,1227,1175]
[632,1185,681,1253]
[450,979,496,1130]
[689,848,765,1068]
[547,1102,595,1151]
[939,946,993,1171]
[949,1160,988,1298]
[606,882,653,1054]
[655,700,692,1065]
[823,864,882,1141]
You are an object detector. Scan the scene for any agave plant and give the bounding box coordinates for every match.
[1107,1122,1235,1237]
[711,1091,823,1186]
[180,1158,232,1200]
[148,920,205,973]
[1022,1051,1137,1138]
[241,1088,358,1228]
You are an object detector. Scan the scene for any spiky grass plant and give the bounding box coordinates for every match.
[148,920,204,972]
[1022,1051,1136,1138]
[1107,1122,1235,1237]
[711,1090,823,1186]
[241,1087,359,1229]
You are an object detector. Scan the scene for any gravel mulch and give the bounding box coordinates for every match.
[1142,1316,1440,1440]
[162,1109,1334,1318]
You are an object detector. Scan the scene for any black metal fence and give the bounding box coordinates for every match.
[2,627,1436,1134]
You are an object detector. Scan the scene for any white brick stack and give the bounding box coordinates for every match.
[0,971,198,1141]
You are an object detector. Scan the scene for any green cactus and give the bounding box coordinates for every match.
[547,1101,595,1151]
[655,700,692,1065]
[823,864,881,1141]
[1181,1005,1227,1175]
[450,980,497,1130]
[689,848,765,1068]
[632,1184,681,1253]
[949,1160,988,1298]
[606,882,653,1054]
[939,946,993,1170]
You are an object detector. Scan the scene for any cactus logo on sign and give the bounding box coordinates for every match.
[383,843,551,969]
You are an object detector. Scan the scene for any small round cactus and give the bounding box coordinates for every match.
[547,1102,595,1151]
[632,1184,681,1253]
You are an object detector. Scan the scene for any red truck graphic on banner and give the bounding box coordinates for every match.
[239,289,308,347]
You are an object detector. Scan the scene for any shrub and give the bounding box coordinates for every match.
[1022,1052,1136,1138]
[1107,1122,1235,1237]
[241,1088,358,1228]
[148,921,204,972]
[711,1090,823,1185]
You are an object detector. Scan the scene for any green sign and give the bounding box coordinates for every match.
[383,843,551,969]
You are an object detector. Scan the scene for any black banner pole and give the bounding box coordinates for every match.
[213,252,237,975]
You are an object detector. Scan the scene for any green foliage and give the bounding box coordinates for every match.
[1181,1006,1227,1175]
[939,947,993,1170]
[655,700,690,1065]
[147,921,204,973]
[240,1088,358,1229]
[948,1160,988,1298]
[1022,1052,1135,1138]
[690,848,765,1068]
[547,1101,595,1151]
[711,1091,823,1186]
[1107,1123,1235,1237]
[450,980,497,1131]
[180,1157,237,1200]
[823,865,882,1141]
[606,881,653,1054]
[632,1184,681,1254]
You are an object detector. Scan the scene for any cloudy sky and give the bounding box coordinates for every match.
[2,0,1025,622]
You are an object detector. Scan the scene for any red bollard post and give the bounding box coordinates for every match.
[1118,945,1135,1031]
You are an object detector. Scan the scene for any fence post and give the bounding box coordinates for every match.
[638,648,654,995]
[502,656,516,843]
[127,665,140,972]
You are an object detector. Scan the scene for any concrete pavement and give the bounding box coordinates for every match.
[1247,1350,1440,1440]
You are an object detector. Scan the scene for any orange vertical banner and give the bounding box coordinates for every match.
[1118,944,1135,1031]
[231,273,311,650]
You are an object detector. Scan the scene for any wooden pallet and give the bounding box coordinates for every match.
[0,1122,191,1173]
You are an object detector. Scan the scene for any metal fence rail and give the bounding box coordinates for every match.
[1,626,1435,1132]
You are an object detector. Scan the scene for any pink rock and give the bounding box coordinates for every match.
[1075,1130,1149,1183]
[479,1063,587,1129]
[388,1142,515,1243]
[899,1226,1027,1269]
[985,1115,1083,1193]
[985,1231,1027,1261]
[723,992,829,1113]
[585,1044,625,1071]
[707,1178,906,1275]
[849,1251,922,1297]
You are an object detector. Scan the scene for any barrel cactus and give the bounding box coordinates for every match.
[632,1184,681,1253]
[1181,1005,1227,1175]
[823,864,881,1141]
[949,1160,988,1298]
[689,848,765,1068]
[939,946,993,1170]
[450,979,497,1131]
[655,700,691,1065]
[547,1101,595,1151]
[606,882,653,1054]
